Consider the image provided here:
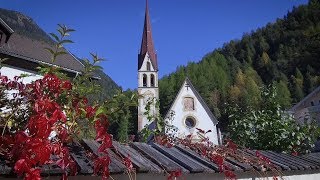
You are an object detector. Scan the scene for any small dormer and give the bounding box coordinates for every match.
[0,18,14,46]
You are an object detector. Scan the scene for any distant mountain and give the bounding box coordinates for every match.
[0,8,119,100]
[78,58,120,101]
[0,8,53,43]
[159,0,320,130]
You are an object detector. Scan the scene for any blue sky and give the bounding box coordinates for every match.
[0,0,308,89]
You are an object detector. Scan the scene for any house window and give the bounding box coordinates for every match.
[147,62,151,71]
[185,116,196,128]
[143,74,147,87]
[150,74,155,87]
[183,97,194,111]
[311,101,314,106]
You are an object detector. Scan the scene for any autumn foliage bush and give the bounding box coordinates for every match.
[0,72,114,179]
[0,25,113,180]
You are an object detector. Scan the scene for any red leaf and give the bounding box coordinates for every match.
[62,80,72,90]
[85,106,96,119]
[206,130,212,133]
[196,128,205,134]
[14,159,30,176]
[61,172,68,180]
[94,156,111,178]
[123,154,133,171]
[167,169,182,180]
[25,168,41,180]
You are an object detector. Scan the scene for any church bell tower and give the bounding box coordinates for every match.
[137,0,159,132]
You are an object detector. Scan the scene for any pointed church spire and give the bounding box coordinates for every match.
[138,0,158,70]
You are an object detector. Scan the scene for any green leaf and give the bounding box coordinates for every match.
[95,106,105,116]
[57,28,65,37]
[49,33,60,42]
[44,47,55,55]
[60,39,74,44]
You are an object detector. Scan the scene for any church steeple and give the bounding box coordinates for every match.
[137,0,159,133]
[138,0,158,71]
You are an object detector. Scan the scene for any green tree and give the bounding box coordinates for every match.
[105,90,138,142]
[275,80,292,108]
[291,68,304,102]
[228,85,320,154]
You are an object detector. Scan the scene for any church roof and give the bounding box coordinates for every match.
[166,77,219,125]
[138,0,158,71]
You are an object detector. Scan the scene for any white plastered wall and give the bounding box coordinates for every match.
[137,53,159,131]
[0,65,42,84]
[167,81,219,145]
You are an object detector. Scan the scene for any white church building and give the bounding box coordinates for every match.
[165,78,221,144]
[137,0,221,145]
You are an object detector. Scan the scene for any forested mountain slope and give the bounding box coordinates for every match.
[159,0,320,130]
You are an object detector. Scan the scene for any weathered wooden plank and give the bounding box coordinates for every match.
[41,164,63,175]
[235,150,269,171]
[297,156,320,168]
[225,156,254,171]
[175,145,219,172]
[81,139,126,173]
[0,161,11,175]
[260,151,301,170]
[269,151,316,170]
[245,150,289,171]
[307,153,320,162]
[131,142,189,173]
[112,141,162,173]
[266,151,308,170]
[302,154,320,166]
[152,143,213,173]
[175,145,247,172]
[68,143,94,174]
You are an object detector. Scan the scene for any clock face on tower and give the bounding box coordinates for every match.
[143,91,154,105]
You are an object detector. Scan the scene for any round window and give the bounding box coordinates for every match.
[185,117,196,128]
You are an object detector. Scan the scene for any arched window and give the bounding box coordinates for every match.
[147,62,151,71]
[150,74,155,87]
[143,74,147,87]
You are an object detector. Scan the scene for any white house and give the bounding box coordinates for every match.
[0,11,85,83]
[290,86,320,151]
